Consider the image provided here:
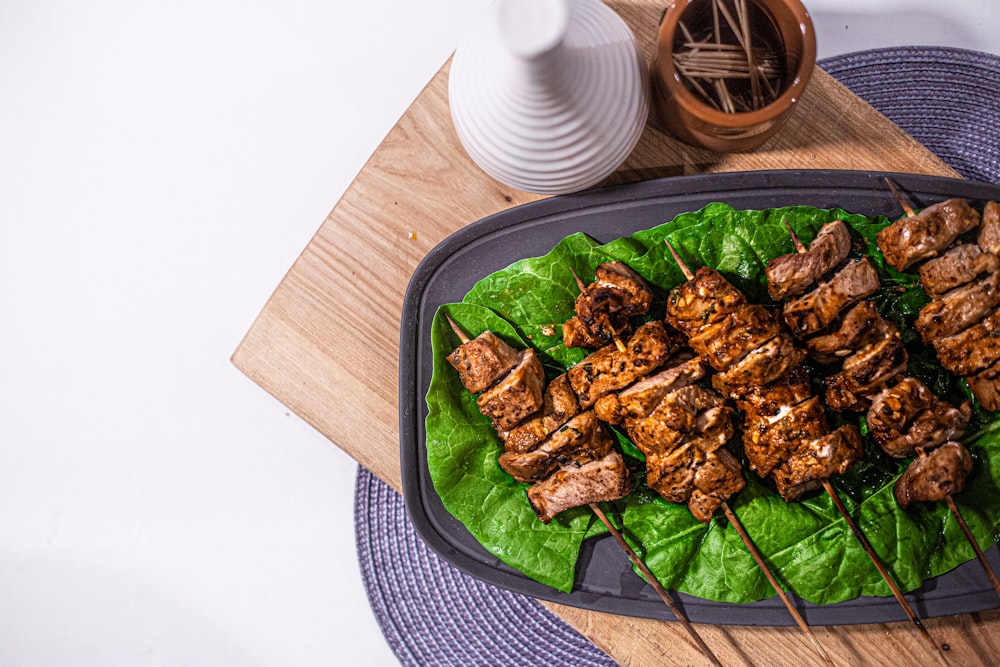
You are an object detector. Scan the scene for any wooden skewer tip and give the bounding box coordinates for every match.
[665,240,695,281]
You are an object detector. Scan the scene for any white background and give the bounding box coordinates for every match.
[2,1,999,665]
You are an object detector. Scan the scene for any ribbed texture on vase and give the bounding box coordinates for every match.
[449,0,649,194]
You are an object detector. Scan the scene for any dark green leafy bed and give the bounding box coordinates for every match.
[424,203,1000,603]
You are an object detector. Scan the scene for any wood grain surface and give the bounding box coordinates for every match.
[231,1,1000,664]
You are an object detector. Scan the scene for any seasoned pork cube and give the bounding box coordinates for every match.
[783,258,880,336]
[919,243,1000,296]
[933,307,1000,376]
[805,301,897,364]
[446,330,520,394]
[916,270,1000,343]
[743,396,828,477]
[498,411,611,484]
[665,266,746,335]
[568,261,654,347]
[500,374,579,454]
[687,303,781,371]
[824,334,908,412]
[688,449,746,523]
[567,321,675,408]
[977,201,1000,254]
[476,349,545,431]
[771,425,863,501]
[876,198,981,271]
[766,219,853,300]
[526,450,631,524]
[867,377,970,458]
[712,333,806,392]
[895,441,973,509]
[593,354,705,425]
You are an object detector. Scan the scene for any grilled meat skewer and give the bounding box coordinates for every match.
[876,197,981,271]
[666,243,949,662]
[445,317,722,666]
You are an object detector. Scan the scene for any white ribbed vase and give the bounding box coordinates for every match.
[448,0,649,195]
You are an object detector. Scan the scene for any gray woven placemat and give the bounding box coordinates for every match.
[354,46,1000,667]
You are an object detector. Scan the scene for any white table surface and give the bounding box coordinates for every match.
[2,1,999,665]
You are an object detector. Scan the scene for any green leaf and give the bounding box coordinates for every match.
[425,204,1000,604]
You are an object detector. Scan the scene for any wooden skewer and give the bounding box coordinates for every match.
[884,177,916,218]
[590,503,724,667]
[722,502,834,667]
[445,313,723,666]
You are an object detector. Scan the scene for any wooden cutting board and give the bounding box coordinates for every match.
[232,1,1000,664]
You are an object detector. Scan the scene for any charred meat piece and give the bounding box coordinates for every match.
[728,366,812,419]
[562,315,611,349]
[915,270,1000,343]
[783,258,880,336]
[567,261,654,347]
[500,374,580,454]
[712,333,806,393]
[687,304,781,370]
[476,349,545,431]
[766,220,853,300]
[593,354,705,425]
[688,449,746,523]
[629,385,731,456]
[919,244,1000,297]
[895,441,974,509]
[824,334,908,412]
[967,371,1000,411]
[527,450,632,524]
[867,377,971,458]
[932,307,1000,376]
[743,396,829,477]
[446,330,520,394]
[978,200,1000,254]
[567,321,676,408]
[665,266,746,335]
[646,443,701,505]
[805,301,898,364]
[876,198,981,271]
[772,425,864,501]
[498,411,612,483]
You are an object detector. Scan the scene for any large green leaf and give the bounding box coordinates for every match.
[425,204,1000,603]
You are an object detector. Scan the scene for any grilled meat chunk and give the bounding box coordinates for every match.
[712,333,806,392]
[772,425,864,501]
[919,244,1000,296]
[728,366,813,419]
[562,315,611,349]
[805,301,897,364]
[567,261,653,347]
[766,220,853,300]
[876,198,981,271]
[446,330,520,394]
[527,450,632,524]
[688,449,746,523]
[500,374,580,454]
[977,200,1000,255]
[915,270,1000,344]
[824,334,908,412]
[867,377,971,458]
[743,396,828,477]
[932,307,1000,376]
[567,321,676,408]
[665,266,746,334]
[629,385,730,456]
[783,258,880,336]
[593,354,705,425]
[895,441,974,509]
[476,349,545,431]
[967,371,1000,411]
[498,411,612,483]
[687,304,782,370]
